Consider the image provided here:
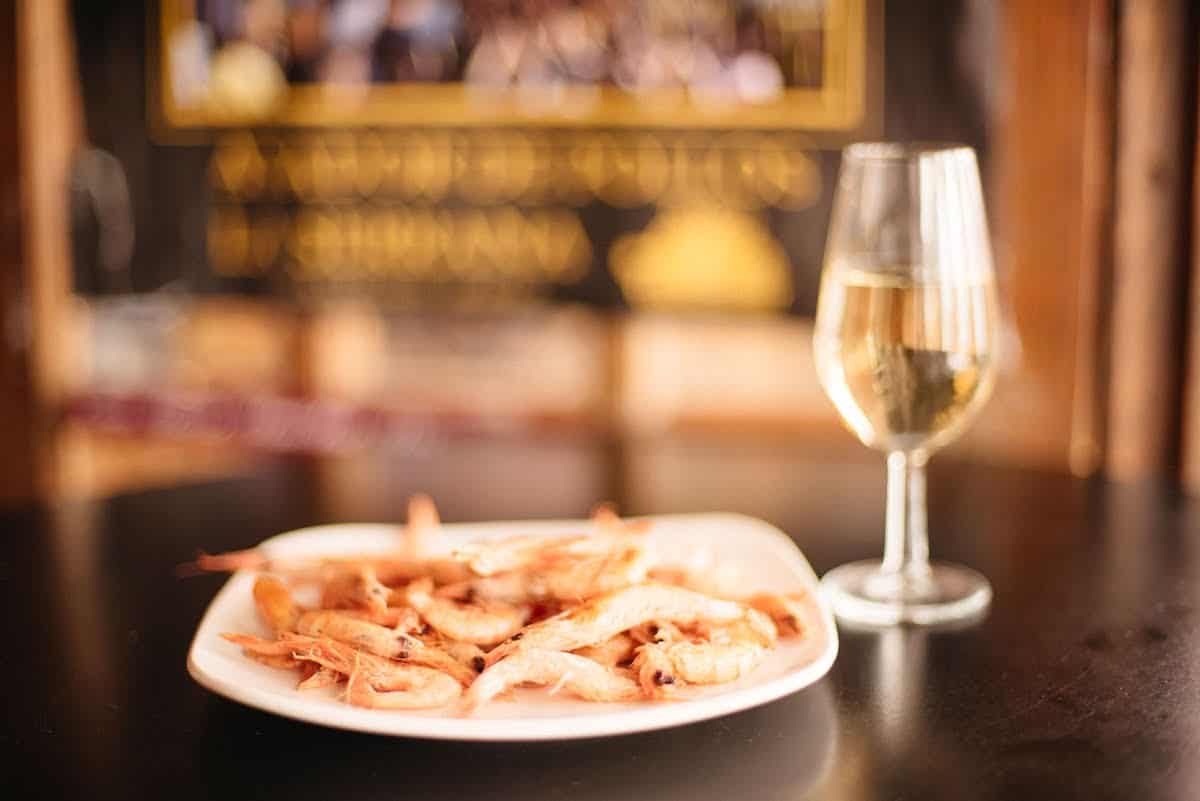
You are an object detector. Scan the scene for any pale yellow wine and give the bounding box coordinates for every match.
[814,269,997,454]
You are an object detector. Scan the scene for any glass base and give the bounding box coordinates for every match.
[821,560,992,627]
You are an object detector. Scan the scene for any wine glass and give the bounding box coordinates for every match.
[813,143,997,626]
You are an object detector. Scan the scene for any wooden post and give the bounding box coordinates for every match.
[15,0,82,497]
[1106,0,1194,482]
[1068,0,1115,477]
[0,5,37,501]
[1181,64,1200,491]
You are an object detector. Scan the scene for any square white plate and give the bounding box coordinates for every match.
[187,513,838,741]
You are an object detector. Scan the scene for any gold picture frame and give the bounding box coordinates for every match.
[153,0,875,133]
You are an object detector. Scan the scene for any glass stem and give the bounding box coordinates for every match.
[882,450,932,582]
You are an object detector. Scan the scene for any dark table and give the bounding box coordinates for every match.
[7,434,1200,800]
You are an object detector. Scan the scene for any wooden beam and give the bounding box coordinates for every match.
[0,4,36,502]
[971,0,1093,469]
[1069,0,1115,476]
[16,0,82,497]
[1106,0,1195,481]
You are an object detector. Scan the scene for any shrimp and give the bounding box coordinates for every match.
[589,504,652,536]
[296,610,410,658]
[436,573,532,605]
[405,578,528,645]
[646,567,723,596]
[632,614,775,697]
[345,652,462,710]
[453,535,584,577]
[485,583,745,665]
[320,566,390,616]
[628,620,684,645]
[573,633,637,667]
[244,651,300,671]
[253,575,300,634]
[297,664,341,690]
[453,509,647,578]
[223,632,297,655]
[221,632,303,670]
[184,549,421,586]
[391,633,478,686]
[630,644,680,698]
[463,649,640,713]
[747,592,812,638]
[336,606,423,631]
[529,545,654,602]
[428,637,488,674]
[404,494,441,558]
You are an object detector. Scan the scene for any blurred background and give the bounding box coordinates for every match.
[1,0,1196,507]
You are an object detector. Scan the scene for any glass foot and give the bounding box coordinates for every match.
[821,560,991,627]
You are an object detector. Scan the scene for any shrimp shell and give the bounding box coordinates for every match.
[747,592,811,638]
[453,535,587,577]
[632,614,775,696]
[222,632,297,656]
[320,566,390,616]
[243,651,301,671]
[436,573,532,605]
[296,610,409,658]
[297,665,341,690]
[432,638,488,674]
[406,578,528,645]
[572,633,637,667]
[393,633,478,686]
[345,652,462,710]
[253,575,300,634]
[631,644,681,698]
[485,583,745,666]
[404,494,441,558]
[464,649,640,713]
[453,510,648,578]
[528,545,654,602]
[336,606,423,631]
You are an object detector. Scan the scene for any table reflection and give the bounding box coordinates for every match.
[195,682,837,801]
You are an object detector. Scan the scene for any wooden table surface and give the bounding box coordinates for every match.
[7,433,1199,800]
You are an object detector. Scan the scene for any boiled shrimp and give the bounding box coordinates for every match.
[404,494,441,558]
[632,613,775,696]
[390,633,478,686]
[485,583,745,665]
[453,508,647,578]
[253,575,300,634]
[589,504,652,537]
[464,649,640,713]
[320,566,390,616]
[628,620,685,645]
[296,610,410,658]
[435,573,532,605]
[345,651,462,710]
[528,545,654,602]
[405,577,528,645]
[572,632,637,667]
[630,644,681,698]
[453,535,584,577]
[748,592,812,638]
[297,664,341,690]
[336,605,422,631]
[427,636,487,674]
[221,632,303,670]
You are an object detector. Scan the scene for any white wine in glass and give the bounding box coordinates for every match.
[814,144,997,626]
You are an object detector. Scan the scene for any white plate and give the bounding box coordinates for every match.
[187,513,838,741]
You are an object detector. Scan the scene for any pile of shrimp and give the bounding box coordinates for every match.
[193,495,818,715]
